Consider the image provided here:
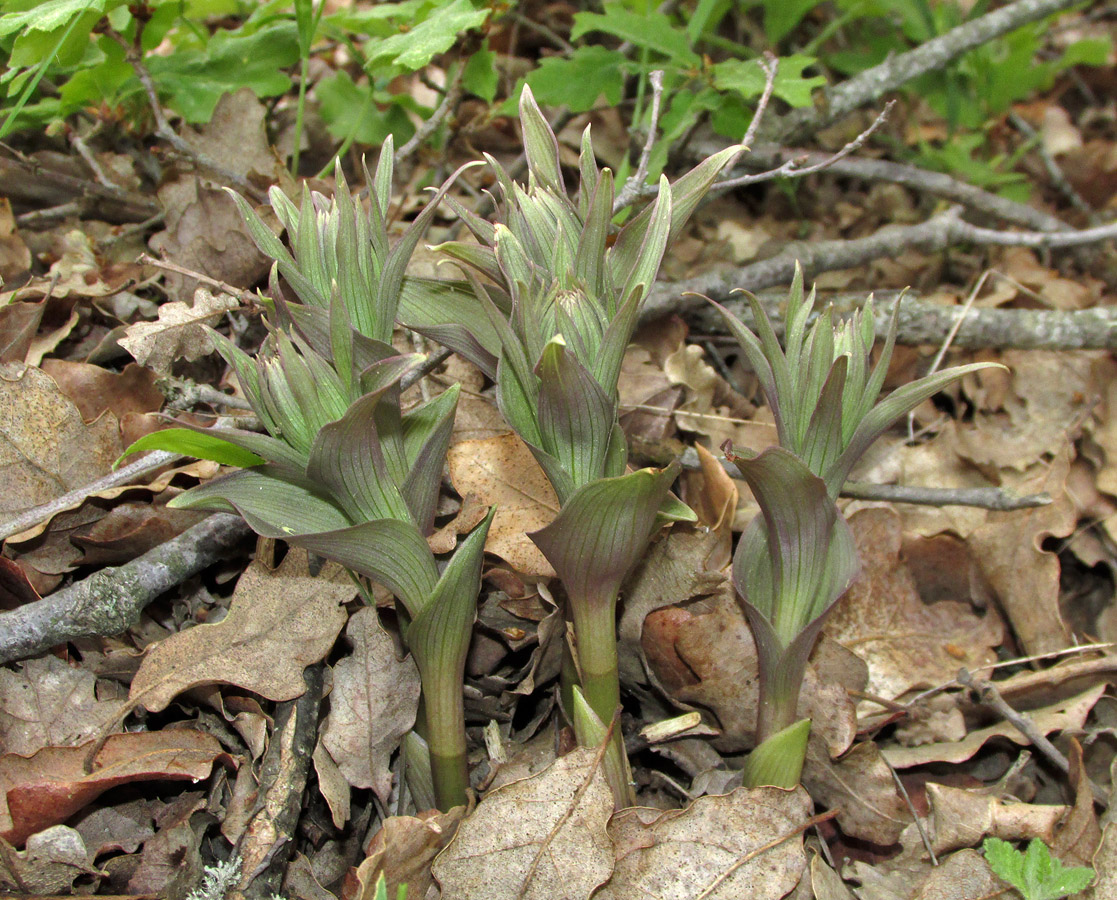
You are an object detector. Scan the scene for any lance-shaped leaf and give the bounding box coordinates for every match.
[401,386,460,535]
[613,176,672,309]
[531,464,680,609]
[519,85,564,194]
[741,719,811,790]
[571,685,634,808]
[536,337,616,498]
[826,361,996,496]
[306,392,413,525]
[407,508,495,808]
[120,428,265,469]
[727,447,858,646]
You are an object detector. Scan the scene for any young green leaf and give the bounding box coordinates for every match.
[983,838,1094,900]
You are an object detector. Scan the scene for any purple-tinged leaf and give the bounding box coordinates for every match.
[536,338,616,498]
[532,464,679,611]
[401,386,460,535]
[611,177,672,311]
[573,167,614,300]
[307,392,412,525]
[519,85,565,194]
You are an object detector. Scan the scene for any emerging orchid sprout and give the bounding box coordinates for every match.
[124,148,492,811]
[435,86,743,806]
[714,268,997,788]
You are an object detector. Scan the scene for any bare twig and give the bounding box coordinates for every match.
[0,513,251,666]
[956,667,1108,806]
[138,252,261,307]
[0,451,181,543]
[708,142,1073,233]
[103,28,263,199]
[0,153,158,224]
[613,70,667,215]
[884,756,938,865]
[644,207,1117,350]
[1009,111,1097,222]
[395,64,466,164]
[715,101,895,193]
[741,54,779,151]
[771,0,1087,142]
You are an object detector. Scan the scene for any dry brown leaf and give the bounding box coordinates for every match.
[118,288,240,374]
[595,786,810,900]
[446,433,559,577]
[909,848,1007,900]
[129,551,352,712]
[322,607,421,804]
[0,730,222,845]
[0,656,126,757]
[618,344,681,445]
[885,683,1106,769]
[0,197,30,280]
[39,360,163,429]
[354,808,465,900]
[802,742,909,846]
[443,355,508,443]
[926,783,1066,853]
[0,362,123,524]
[0,825,98,894]
[431,748,614,900]
[313,740,351,830]
[966,444,1076,656]
[824,508,1003,702]
[810,854,856,900]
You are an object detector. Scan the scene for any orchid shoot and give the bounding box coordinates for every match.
[715,266,999,788]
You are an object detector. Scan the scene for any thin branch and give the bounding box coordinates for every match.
[613,70,667,215]
[138,252,261,308]
[0,513,251,666]
[741,54,779,151]
[644,207,1117,350]
[679,139,1074,234]
[0,451,181,543]
[771,0,1087,142]
[395,63,466,164]
[103,28,263,199]
[956,667,1108,806]
[715,101,895,193]
[1009,111,1097,222]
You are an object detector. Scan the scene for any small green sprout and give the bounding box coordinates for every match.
[983,838,1094,900]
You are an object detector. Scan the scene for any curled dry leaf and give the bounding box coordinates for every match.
[431,747,614,900]
[0,656,127,757]
[0,362,122,524]
[885,683,1106,769]
[446,433,559,577]
[802,742,909,846]
[925,783,1066,854]
[353,807,465,900]
[118,288,241,375]
[0,730,222,846]
[322,607,421,804]
[824,508,1003,702]
[595,786,811,900]
[129,551,352,713]
[0,825,99,895]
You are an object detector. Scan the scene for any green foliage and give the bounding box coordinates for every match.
[983,838,1094,900]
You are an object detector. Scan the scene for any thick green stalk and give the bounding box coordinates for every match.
[568,587,634,807]
[419,664,470,810]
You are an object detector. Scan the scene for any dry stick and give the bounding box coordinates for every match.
[771,0,1086,143]
[613,69,667,215]
[740,54,779,151]
[715,143,1074,233]
[715,101,895,193]
[103,29,263,200]
[0,152,159,224]
[0,513,251,666]
[883,756,939,866]
[645,210,1117,350]
[1008,111,1098,223]
[956,667,1108,806]
[394,64,466,164]
[672,446,1051,511]
[693,809,840,900]
[138,252,261,307]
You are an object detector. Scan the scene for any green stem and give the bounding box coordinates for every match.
[421,668,470,810]
[568,589,634,807]
[291,54,309,175]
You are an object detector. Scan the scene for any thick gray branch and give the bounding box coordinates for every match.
[771,0,1085,142]
[0,513,250,666]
